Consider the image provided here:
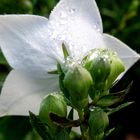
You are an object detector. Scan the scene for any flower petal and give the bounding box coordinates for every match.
[49,0,104,59]
[51,0,102,32]
[0,70,59,116]
[0,15,59,78]
[103,34,140,71]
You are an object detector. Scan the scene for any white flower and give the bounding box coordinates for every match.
[0,0,139,116]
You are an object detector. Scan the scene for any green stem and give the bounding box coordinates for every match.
[77,110,90,140]
[77,110,84,120]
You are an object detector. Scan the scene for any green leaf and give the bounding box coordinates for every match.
[97,95,122,107]
[29,111,52,140]
[112,81,133,96]
[0,52,7,65]
[97,82,133,107]
[48,70,58,74]
[0,51,11,91]
[62,43,70,60]
[107,102,134,115]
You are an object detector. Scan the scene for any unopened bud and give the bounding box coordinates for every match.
[105,54,125,89]
[83,49,125,90]
[39,93,67,133]
[63,65,93,109]
[89,107,109,140]
[83,49,111,90]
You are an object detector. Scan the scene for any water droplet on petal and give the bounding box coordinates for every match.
[94,25,101,32]
[60,11,67,18]
[97,28,101,32]
[50,31,58,40]
[60,20,67,25]
[69,8,76,14]
[59,11,68,25]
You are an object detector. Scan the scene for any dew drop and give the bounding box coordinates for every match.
[60,11,67,18]
[60,20,67,25]
[94,25,101,32]
[69,8,76,14]
[50,31,58,39]
[90,106,96,111]
[59,11,68,25]
[97,28,101,32]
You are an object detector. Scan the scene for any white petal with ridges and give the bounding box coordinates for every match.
[49,0,104,60]
[51,0,102,32]
[0,70,59,116]
[0,15,60,78]
[103,34,140,71]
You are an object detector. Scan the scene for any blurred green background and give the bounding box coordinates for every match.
[0,0,140,139]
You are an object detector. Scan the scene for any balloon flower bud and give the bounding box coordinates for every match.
[89,107,109,140]
[83,49,125,90]
[105,52,125,89]
[39,93,67,133]
[63,65,93,109]
[83,49,111,90]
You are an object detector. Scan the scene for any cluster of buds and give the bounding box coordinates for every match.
[82,49,125,100]
[63,49,125,108]
[37,48,131,140]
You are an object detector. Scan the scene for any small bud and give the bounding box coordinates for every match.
[89,107,109,140]
[105,55,125,89]
[83,49,125,90]
[39,93,67,133]
[83,49,111,90]
[63,65,93,109]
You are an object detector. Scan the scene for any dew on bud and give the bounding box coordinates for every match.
[83,49,111,92]
[82,48,125,91]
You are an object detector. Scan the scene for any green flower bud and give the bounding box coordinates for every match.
[83,49,125,90]
[105,55,125,89]
[63,65,93,109]
[89,107,109,140]
[39,93,67,133]
[83,49,111,90]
